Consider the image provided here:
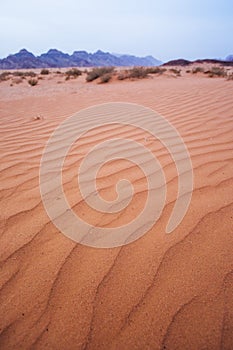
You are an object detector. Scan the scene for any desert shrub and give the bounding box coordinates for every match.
[27,71,37,77]
[192,67,204,74]
[0,71,11,81]
[12,71,24,77]
[116,66,166,82]
[207,67,226,78]
[40,68,50,75]
[117,67,152,80]
[28,78,38,86]
[65,68,82,78]
[86,67,115,82]
[13,71,36,77]
[99,73,112,83]
[186,70,191,73]
[226,72,233,80]
[128,67,149,79]
[169,68,181,76]
[56,70,62,74]
[117,72,128,80]
[146,67,166,74]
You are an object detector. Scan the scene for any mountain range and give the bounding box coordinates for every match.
[0,49,162,69]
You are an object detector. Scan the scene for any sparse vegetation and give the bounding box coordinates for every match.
[99,73,112,84]
[146,67,166,74]
[116,66,166,81]
[128,67,149,79]
[40,69,50,75]
[0,71,11,81]
[192,67,204,74]
[207,67,226,78]
[117,72,129,81]
[86,67,115,82]
[13,71,36,77]
[116,67,149,81]
[28,78,38,86]
[169,68,181,76]
[65,68,82,79]
[226,72,233,80]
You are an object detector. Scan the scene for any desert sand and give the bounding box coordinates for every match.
[0,68,233,349]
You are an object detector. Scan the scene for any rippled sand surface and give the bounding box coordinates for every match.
[0,73,233,349]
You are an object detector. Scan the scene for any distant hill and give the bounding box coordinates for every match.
[163,59,191,66]
[0,49,162,69]
[226,54,233,62]
[163,58,233,67]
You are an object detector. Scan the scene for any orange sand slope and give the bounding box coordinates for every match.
[0,74,233,349]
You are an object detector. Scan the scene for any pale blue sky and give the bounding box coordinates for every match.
[0,0,232,61]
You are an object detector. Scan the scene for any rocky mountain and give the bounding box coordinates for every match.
[226,54,233,62]
[0,49,44,69]
[0,49,162,69]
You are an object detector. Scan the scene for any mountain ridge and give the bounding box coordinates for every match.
[0,49,162,69]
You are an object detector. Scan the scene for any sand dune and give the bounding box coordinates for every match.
[0,73,233,349]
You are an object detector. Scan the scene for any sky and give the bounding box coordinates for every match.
[0,0,232,62]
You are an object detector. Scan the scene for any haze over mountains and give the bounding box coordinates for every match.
[0,49,162,69]
[0,49,232,70]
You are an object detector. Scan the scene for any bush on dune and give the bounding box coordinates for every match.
[13,71,37,77]
[86,67,115,82]
[117,66,166,81]
[206,67,226,78]
[99,73,112,84]
[192,67,204,74]
[40,68,50,75]
[117,72,129,80]
[0,71,11,81]
[65,68,82,79]
[146,67,166,74]
[117,67,148,80]
[28,78,38,86]
[127,67,149,79]
[226,72,233,80]
[169,68,181,76]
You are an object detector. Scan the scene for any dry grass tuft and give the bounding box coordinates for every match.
[28,78,38,86]
[40,69,50,75]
